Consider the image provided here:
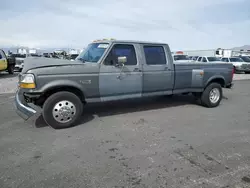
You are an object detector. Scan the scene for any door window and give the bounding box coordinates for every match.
[144,46,166,65]
[197,57,202,61]
[104,44,137,66]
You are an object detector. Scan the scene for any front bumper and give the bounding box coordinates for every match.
[15,91,37,120]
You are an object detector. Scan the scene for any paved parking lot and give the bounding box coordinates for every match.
[0,73,18,94]
[0,75,250,187]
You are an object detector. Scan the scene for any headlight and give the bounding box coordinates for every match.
[19,74,36,89]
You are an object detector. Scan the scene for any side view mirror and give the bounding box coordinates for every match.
[117,56,127,66]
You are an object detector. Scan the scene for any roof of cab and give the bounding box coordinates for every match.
[92,39,167,45]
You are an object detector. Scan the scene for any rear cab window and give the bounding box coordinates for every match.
[143,46,167,65]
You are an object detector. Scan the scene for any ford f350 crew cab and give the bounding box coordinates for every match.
[15,40,234,129]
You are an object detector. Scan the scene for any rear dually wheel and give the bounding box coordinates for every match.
[201,83,222,108]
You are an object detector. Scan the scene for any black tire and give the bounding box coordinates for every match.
[8,65,14,74]
[42,91,83,129]
[201,83,222,108]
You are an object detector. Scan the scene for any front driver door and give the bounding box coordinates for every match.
[99,43,142,101]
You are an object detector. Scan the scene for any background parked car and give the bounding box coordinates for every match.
[196,56,221,63]
[221,57,250,73]
[12,53,26,72]
[66,54,79,61]
[191,56,199,61]
[173,54,191,62]
[0,49,15,74]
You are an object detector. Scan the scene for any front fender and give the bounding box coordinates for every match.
[38,79,85,94]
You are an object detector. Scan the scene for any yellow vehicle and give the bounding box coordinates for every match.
[0,49,15,74]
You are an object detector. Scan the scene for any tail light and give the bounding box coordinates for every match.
[231,67,234,79]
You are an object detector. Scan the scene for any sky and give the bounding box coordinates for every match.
[0,0,250,50]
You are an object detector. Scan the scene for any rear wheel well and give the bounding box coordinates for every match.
[36,86,85,107]
[207,78,225,88]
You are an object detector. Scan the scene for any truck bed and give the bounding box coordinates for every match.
[173,62,233,90]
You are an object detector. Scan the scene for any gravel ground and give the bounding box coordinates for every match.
[0,80,250,187]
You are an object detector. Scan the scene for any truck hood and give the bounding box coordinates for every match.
[22,57,82,73]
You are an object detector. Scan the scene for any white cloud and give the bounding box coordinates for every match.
[0,0,249,50]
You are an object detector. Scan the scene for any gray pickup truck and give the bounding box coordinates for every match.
[15,40,234,129]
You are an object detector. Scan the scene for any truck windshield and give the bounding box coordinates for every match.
[207,57,220,61]
[76,43,109,63]
[174,55,189,61]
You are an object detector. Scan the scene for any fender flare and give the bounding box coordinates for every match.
[39,80,85,96]
[205,75,226,87]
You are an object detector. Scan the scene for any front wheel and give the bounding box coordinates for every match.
[201,83,222,108]
[42,91,83,129]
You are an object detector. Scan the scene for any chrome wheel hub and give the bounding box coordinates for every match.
[52,100,76,123]
[209,88,220,104]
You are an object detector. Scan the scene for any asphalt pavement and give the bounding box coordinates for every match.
[0,80,250,187]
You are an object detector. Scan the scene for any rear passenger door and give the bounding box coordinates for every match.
[142,45,173,96]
